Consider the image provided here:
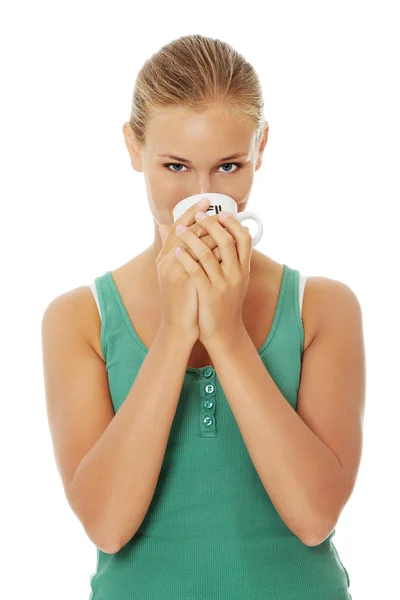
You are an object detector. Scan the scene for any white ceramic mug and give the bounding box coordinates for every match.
[172,192,263,247]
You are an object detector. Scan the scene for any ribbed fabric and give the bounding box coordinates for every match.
[88,264,352,600]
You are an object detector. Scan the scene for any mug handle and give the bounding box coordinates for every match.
[236,211,263,247]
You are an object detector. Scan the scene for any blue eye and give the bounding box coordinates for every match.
[163,162,243,173]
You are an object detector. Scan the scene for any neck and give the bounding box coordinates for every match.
[142,220,166,266]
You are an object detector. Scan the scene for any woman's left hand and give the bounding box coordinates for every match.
[175,210,253,346]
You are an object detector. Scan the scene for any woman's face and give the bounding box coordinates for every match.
[123,104,268,228]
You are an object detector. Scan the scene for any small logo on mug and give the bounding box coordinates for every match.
[207,204,223,214]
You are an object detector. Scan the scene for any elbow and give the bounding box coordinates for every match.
[301,516,336,547]
[303,467,352,546]
[301,532,326,548]
[67,482,123,555]
[84,515,141,554]
[97,530,139,554]
[96,539,122,555]
[83,520,123,555]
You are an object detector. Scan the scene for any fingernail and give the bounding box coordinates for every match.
[176,224,186,232]
[219,211,231,219]
[197,198,209,208]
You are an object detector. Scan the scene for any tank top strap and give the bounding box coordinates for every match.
[274,264,305,355]
[93,271,133,363]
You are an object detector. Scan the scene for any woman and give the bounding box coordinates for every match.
[42,34,364,599]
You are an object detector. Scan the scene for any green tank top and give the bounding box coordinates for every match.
[88,264,352,599]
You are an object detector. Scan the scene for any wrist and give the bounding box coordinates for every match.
[202,323,248,353]
[157,323,198,349]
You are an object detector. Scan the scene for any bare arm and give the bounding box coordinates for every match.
[202,280,365,546]
[71,326,193,553]
[42,288,195,555]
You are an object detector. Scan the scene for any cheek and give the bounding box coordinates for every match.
[229,176,253,202]
[146,175,176,208]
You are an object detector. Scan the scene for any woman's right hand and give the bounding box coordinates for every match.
[155,198,218,344]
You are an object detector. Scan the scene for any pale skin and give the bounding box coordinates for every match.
[122,104,365,545]
[121,103,272,365]
[42,102,366,551]
[169,207,366,546]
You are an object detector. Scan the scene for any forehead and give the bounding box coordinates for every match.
[146,105,256,154]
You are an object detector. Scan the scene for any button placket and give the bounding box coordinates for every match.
[199,367,216,437]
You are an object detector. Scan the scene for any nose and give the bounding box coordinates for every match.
[198,180,211,195]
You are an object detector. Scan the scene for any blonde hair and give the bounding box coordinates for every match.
[128,34,268,149]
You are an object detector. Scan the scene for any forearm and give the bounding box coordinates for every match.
[69,325,195,553]
[205,325,347,546]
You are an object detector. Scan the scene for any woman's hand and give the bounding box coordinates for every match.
[158,198,224,263]
[174,209,253,346]
[155,198,214,342]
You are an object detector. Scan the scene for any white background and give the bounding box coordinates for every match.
[1,1,398,598]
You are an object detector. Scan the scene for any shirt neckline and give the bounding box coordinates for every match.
[105,263,289,375]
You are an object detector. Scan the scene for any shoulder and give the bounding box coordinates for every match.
[251,251,362,348]
[42,285,103,353]
[42,285,90,324]
[302,275,363,343]
[295,274,362,351]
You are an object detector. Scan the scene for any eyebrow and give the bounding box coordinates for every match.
[158,152,248,163]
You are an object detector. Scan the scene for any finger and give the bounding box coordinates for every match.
[182,238,222,262]
[217,212,252,267]
[160,215,222,260]
[170,234,221,262]
[157,197,211,258]
[175,222,225,287]
[177,196,211,228]
[175,245,210,292]
[192,210,239,274]
[177,215,223,262]
[199,222,247,259]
